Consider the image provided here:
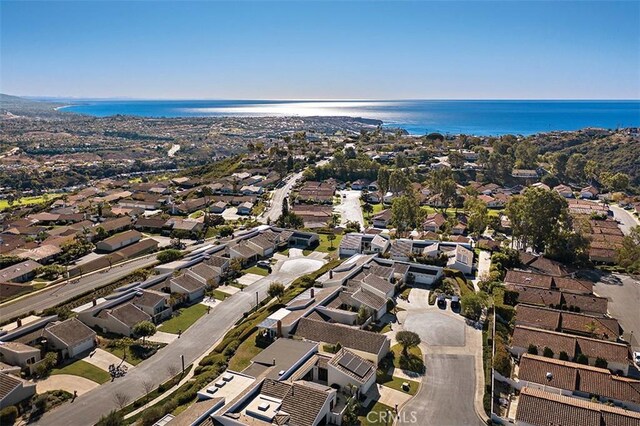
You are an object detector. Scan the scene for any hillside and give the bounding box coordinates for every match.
[0,93,68,118]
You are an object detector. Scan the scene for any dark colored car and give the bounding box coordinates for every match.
[451,296,460,310]
[436,295,447,309]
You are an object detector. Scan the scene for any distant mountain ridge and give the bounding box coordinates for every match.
[0,93,68,118]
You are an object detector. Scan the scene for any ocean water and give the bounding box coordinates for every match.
[58,99,640,136]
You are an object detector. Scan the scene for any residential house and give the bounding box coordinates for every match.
[580,186,600,199]
[510,326,631,375]
[0,260,42,283]
[95,230,142,252]
[43,318,97,358]
[237,201,254,215]
[515,354,640,412]
[422,213,446,232]
[294,317,390,364]
[169,272,207,302]
[447,244,474,275]
[554,185,574,198]
[514,387,640,426]
[372,209,392,229]
[0,372,36,409]
[132,289,172,322]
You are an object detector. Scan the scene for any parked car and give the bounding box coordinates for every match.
[436,295,447,309]
[257,260,271,269]
[451,296,460,310]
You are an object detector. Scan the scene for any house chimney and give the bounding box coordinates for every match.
[276,320,282,338]
[310,288,315,298]
[16,318,22,327]
[92,298,97,306]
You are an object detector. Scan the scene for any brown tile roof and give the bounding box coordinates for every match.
[553,277,594,294]
[506,284,563,307]
[132,289,167,309]
[515,305,560,330]
[44,318,96,347]
[516,387,640,426]
[516,305,620,341]
[257,379,333,426]
[505,270,553,289]
[512,326,630,364]
[562,292,609,315]
[295,318,388,356]
[519,354,640,406]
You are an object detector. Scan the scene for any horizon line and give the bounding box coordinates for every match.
[21,96,640,103]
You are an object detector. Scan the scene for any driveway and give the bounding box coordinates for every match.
[83,348,133,371]
[36,375,99,396]
[472,249,492,291]
[610,205,639,235]
[594,273,640,350]
[396,288,485,426]
[400,354,483,426]
[334,190,365,229]
[37,255,327,425]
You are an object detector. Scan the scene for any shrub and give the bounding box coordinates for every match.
[595,357,608,368]
[527,344,538,355]
[156,249,183,264]
[162,399,178,415]
[0,406,18,425]
[96,410,124,426]
[176,389,197,405]
[223,339,241,357]
[559,351,570,361]
[543,347,554,358]
[140,406,164,426]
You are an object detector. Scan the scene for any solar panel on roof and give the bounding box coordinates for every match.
[337,352,371,378]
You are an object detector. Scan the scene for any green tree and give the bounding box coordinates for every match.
[391,193,422,236]
[552,152,569,176]
[559,351,570,361]
[617,226,640,273]
[543,347,554,358]
[362,202,373,218]
[448,151,465,169]
[396,330,421,357]
[464,196,488,236]
[377,167,391,195]
[595,357,608,369]
[514,140,538,169]
[602,172,630,192]
[0,406,19,425]
[505,187,571,253]
[428,168,457,213]
[327,233,337,249]
[566,153,586,182]
[527,344,538,355]
[460,292,487,321]
[267,282,285,301]
[132,321,156,344]
[342,397,361,426]
[389,169,412,194]
[157,249,183,264]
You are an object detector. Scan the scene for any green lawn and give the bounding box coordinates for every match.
[228,330,264,371]
[51,360,111,384]
[359,401,396,426]
[0,194,63,211]
[391,343,424,373]
[379,375,419,396]
[159,303,209,334]
[314,233,343,253]
[189,210,205,219]
[212,289,230,301]
[242,266,269,276]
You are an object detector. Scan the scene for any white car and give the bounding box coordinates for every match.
[633,351,640,367]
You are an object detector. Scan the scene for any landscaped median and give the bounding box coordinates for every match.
[158,303,209,334]
[103,259,342,426]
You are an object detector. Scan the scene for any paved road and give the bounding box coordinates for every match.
[610,205,639,235]
[37,256,325,425]
[400,354,483,426]
[259,172,304,224]
[0,256,157,321]
[334,190,365,229]
[397,289,484,426]
[594,273,640,350]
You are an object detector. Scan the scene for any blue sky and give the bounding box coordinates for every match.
[1,1,639,99]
